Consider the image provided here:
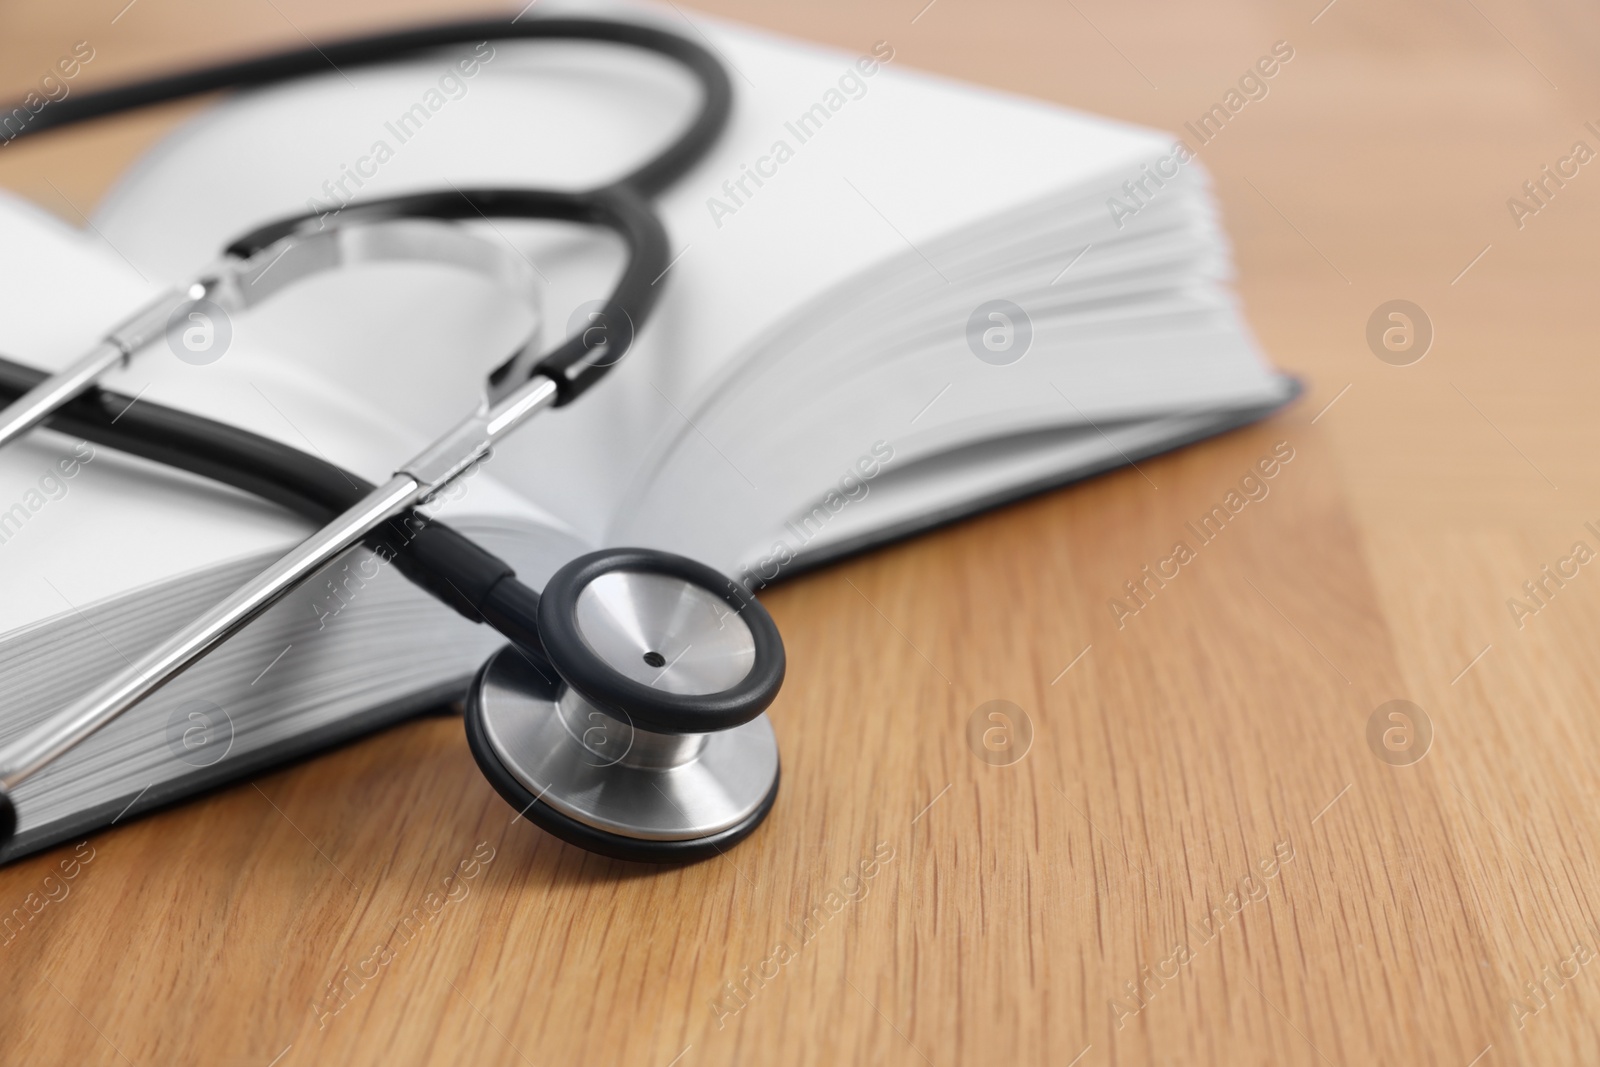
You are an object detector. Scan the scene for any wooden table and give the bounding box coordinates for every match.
[5,0,1600,1063]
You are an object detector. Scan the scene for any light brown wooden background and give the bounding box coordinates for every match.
[4,0,1600,1063]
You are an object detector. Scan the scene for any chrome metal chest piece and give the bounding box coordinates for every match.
[466,549,784,862]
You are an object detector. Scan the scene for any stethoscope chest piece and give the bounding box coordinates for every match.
[464,548,785,862]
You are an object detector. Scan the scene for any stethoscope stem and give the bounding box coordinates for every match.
[0,374,558,790]
[0,247,277,455]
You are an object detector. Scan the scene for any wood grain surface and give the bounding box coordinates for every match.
[4,0,1600,1064]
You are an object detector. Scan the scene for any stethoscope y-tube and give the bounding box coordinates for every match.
[0,16,786,863]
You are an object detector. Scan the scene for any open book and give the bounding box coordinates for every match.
[0,2,1294,861]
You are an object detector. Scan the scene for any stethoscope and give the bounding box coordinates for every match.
[0,17,786,864]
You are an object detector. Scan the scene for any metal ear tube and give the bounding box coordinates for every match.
[0,373,559,797]
[0,216,545,459]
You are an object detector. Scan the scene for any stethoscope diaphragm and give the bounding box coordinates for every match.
[464,547,784,861]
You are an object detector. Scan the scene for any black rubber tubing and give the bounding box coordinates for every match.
[6,17,729,201]
[0,353,550,665]
[227,183,669,405]
[2,15,733,405]
[0,14,734,644]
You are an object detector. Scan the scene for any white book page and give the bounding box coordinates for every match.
[91,1,1196,549]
